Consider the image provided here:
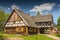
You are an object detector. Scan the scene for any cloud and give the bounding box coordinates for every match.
[7,8,11,10]
[29,3,55,14]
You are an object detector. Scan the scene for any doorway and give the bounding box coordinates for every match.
[40,28,45,34]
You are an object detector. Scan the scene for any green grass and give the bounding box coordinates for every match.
[54,34,60,37]
[0,34,53,40]
[20,35,54,40]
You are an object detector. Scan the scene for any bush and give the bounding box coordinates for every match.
[57,26,60,29]
[55,34,60,37]
[0,35,5,40]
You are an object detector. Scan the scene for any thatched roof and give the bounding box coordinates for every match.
[31,14,53,22]
[14,9,38,27]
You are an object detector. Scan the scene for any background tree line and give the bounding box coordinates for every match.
[0,10,10,33]
[57,16,60,29]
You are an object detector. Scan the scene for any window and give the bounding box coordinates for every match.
[18,27,24,32]
[29,28,33,32]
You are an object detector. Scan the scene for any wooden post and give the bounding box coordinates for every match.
[38,27,40,34]
[26,27,28,35]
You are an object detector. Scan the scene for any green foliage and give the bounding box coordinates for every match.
[0,10,10,33]
[0,10,5,33]
[5,13,10,20]
[37,11,40,16]
[55,34,60,37]
[0,10,5,21]
[57,16,60,29]
[57,26,60,29]
[57,16,60,26]
[0,35,5,40]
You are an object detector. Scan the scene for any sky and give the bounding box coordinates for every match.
[0,0,60,24]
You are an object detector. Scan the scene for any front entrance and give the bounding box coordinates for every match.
[39,28,50,34]
[40,28,45,34]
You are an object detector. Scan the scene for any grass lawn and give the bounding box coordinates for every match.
[20,34,54,40]
[54,34,60,37]
[0,34,54,40]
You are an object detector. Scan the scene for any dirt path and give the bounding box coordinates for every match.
[45,34,60,40]
[5,37,24,40]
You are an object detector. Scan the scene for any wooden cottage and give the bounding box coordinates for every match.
[4,7,54,35]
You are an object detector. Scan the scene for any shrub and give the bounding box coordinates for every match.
[0,35,5,40]
[55,34,60,37]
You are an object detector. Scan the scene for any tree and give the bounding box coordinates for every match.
[57,16,60,26]
[0,10,5,21]
[57,16,60,29]
[0,10,5,33]
[0,10,10,33]
[37,11,40,16]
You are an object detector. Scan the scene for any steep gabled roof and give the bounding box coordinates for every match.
[15,9,38,27]
[31,14,53,22]
[4,8,38,27]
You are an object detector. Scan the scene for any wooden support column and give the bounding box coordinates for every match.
[38,27,40,34]
[26,27,28,35]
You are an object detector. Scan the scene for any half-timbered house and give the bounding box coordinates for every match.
[4,6,55,35]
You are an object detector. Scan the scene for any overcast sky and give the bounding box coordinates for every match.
[0,0,60,24]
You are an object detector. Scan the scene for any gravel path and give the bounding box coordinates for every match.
[45,34,60,40]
